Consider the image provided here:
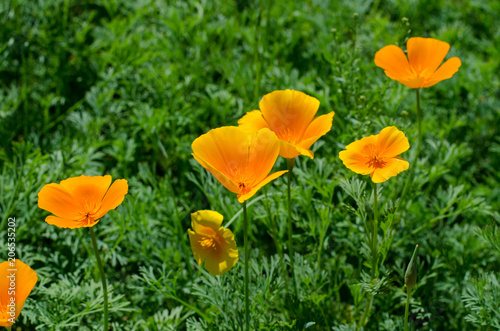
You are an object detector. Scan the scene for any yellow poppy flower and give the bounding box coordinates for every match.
[0,259,38,327]
[188,210,238,276]
[37,175,128,228]
[375,37,461,88]
[191,127,287,203]
[238,89,335,159]
[339,126,410,183]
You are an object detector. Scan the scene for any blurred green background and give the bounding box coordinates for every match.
[1,0,499,329]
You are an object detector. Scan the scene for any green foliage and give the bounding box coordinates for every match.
[1,0,499,329]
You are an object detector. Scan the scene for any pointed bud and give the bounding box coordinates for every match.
[405,245,419,291]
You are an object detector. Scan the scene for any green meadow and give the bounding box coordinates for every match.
[1,0,499,329]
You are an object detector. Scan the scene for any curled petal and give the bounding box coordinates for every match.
[94,179,128,219]
[191,210,224,235]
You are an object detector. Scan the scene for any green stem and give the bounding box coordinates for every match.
[287,158,298,297]
[6,326,12,331]
[243,201,249,331]
[372,182,378,278]
[404,287,412,331]
[89,227,109,330]
[400,88,422,206]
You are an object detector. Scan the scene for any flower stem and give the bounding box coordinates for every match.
[89,227,109,330]
[400,88,422,205]
[372,182,378,278]
[7,326,12,331]
[287,158,298,297]
[404,286,412,331]
[243,201,250,331]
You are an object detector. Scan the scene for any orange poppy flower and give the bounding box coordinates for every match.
[374,37,461,88]
[238,89,335,159]
[0,259,38,327]
[339,126,410,183]
[38,175,128,228]
[192,127,287,203]
[188,210,238,276]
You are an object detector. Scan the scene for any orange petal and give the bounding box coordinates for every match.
[278,141,304,158]
[246,128,281,183]
[370,157,409,183]
[191,210,224,235]
[45,215,99,229]
[377,126,410,158]
[192,154,240,194]
[192,126,250,180]
[0,260,37,326]
[298,111,335,152]
[59,175,111,203]
[237,170,288,203]
[422,57,461,88]
[407,37,450,78]
[238,110,269,134]
[395,76,426,89]
[93,179,128,219]
[259,90,320,144]
[374,45,414,80]
[37,184,81,220]
[339,149,372,175]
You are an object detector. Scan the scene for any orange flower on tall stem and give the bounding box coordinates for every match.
[188,210,238,276]
[0,259,38,327]
[238,89,335,159]
[374,37,461,88]
[191,126,287,203]
[38,175,128,228]
[339,126,410,183]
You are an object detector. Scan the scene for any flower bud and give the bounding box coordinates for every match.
[405,244,419,291]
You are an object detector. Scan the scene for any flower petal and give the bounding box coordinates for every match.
[377,126,410,158]
[339,149,372,175]
[37,184,82,219]
[237,170,288,203]
[191,210,224,235]
[407,37,450,78]
[395,76,426,89]
[298,111,335,153]
[370,157,409,183]
[59,175,112,203]
[259,90,320,144]
[374,45,414,80]
[192,154,240,194]
[0,260,37,326]
[192,126,250,180]
[246,128,281,183]
[45,215,99,229]
[93,179,128,219]
[422,57,461,88]
[238,110,269,134]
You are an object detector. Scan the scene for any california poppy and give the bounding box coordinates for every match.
[238,90,335,159]
[339,126,410,183]
[188,210,238,276]
[38,175,128,228]
[191,127,287,203]
[375,37,461,88]
[0,259,38,327]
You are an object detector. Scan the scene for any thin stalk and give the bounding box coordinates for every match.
[287,158,298,297]
[89,227,108,330]
[372,182,378,278]
[404,287,412,331]
[243,201,249,331]
[7,326,11,331]
[400,88,422,205]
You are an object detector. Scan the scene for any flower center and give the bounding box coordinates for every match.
[199,237,216,249]
[366,155,387,169]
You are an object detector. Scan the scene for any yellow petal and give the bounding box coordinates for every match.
[422,57,461,88]
[37,184,81,220]
[192,126,250,180]
[377,126,410,158]
[298,111,335,152]
[407,37,450,78]
[374,45,414,81]
[237,170,288,203]
[191,210,224,235]
[370,157,409,183]
[246,128,280,184]
[339,149,372,175]
[259,90,320,144]
[238,110,269,134]
[93,179,128,220]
